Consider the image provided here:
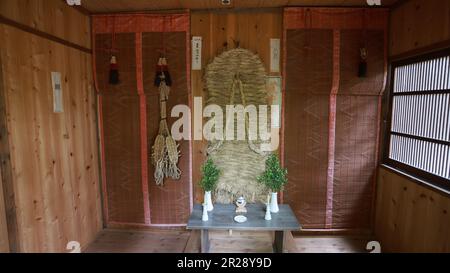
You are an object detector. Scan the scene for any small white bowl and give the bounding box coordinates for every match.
[234,215,247,223]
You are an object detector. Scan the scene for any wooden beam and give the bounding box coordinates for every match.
[0,15,92,54]
[390,0,412,10]
[90,8,189,15]
[380,165,450,197]
[0,46,19,253]
[389,39,450,62]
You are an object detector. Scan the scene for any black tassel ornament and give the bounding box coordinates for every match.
[109,55,120,85]
[358,47,368,78]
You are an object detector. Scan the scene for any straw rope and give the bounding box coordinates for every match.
[205,48,270,204]
[151,68,181,186]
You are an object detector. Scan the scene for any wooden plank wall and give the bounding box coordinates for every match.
[375,168,450,252]
[0,0,91,49]
[375,0,450,252]
[389,0,450,58]
[0,0,102,252]
[81,0,400,13]
[190,10,283,203]
[0,168,9,252]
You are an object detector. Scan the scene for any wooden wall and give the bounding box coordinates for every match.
[81,0,400,13]
[375,0,450,252]
[0,169,9,252]
[0,0,102,252]
[389,0,450,57]
[190,10,283,203]
[0,0,90,49]
[375,168,450,252]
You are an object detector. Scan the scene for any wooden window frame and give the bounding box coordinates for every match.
[384,48,450,192]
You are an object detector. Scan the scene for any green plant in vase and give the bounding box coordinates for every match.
[199,158,220,211]
[257,154,288,213]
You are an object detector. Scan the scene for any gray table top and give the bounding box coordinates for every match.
[187,204,301,231]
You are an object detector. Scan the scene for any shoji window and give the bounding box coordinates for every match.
[386,50,450,191]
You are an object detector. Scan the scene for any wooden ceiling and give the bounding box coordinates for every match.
[81,0,399,13]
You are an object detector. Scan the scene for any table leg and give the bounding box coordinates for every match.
[201,230,210,253]
[273,231,285,253]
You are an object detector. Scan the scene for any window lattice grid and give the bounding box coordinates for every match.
[389,135,450,180]
[388,53,450,182]
[391,94,450,142]
[393,56,450,93]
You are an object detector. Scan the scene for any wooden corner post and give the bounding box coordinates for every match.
[0,50,19,253]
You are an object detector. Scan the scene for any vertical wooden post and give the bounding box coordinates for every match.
[273,230,285,253]
[0,167,9,252]
[0,49,19,252]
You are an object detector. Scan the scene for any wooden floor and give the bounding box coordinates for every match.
[85,229,371,253]
[85,229,191,253]
[295,236,370,253]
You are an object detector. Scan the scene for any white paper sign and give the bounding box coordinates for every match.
[270,38,280,73]
[51,72,64,113]
[192,36,202,71]
[266,76,282,128]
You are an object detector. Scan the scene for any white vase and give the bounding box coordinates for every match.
[204,191,214,212]
[265,203,272,221]
[270,192,279,213]
[202,203,209,222]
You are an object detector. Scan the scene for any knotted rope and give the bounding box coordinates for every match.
[207,73,266,156]
[151,59,181,186]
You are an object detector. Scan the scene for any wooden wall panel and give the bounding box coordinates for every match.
[190,10,283,203]
[0,31,19,252]
[0,3,102,252]
[92,14,191,227]
[339,30,385,96]
[284,8,388,229]
[284,94,330,228]
[0,0,91,49]
[101,95,144,224]
[375,168,450,252]
[331,29,386,229]
[81,0,400,13]
[143,32,191,225]
[390,0,450,57]
[332,95,379,228]
[0,168,9,252]
[375,0,450,252]
[284,29,333,228]
[285,30,334,95]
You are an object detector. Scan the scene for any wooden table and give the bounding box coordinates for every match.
[186,204,301,253]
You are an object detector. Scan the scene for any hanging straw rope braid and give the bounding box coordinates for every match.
[151,57,181,186]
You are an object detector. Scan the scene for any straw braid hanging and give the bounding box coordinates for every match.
[205,48,270,204]
[151,57,181,186]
